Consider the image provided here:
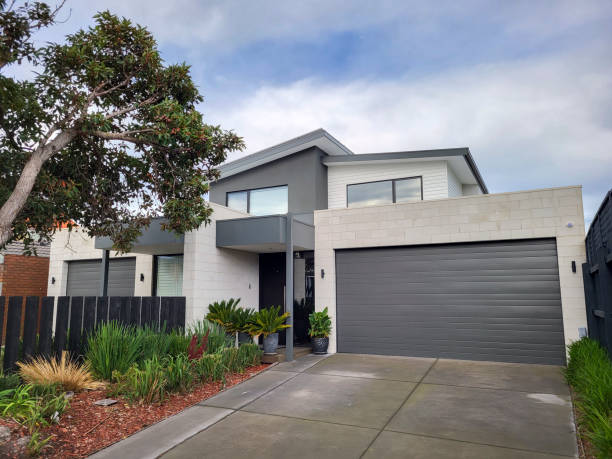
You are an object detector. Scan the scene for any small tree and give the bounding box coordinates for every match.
[0,3,243,253]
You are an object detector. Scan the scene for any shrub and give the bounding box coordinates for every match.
[220,347,242,373]
[566,338,612,458]
[237,343,263,368]
[188,319,232,354]
[163,354,193,393]
[187,332,209,360]
[0,384,68,433]
[112,356,166,404]
[137,326,172,361]
[206,298,241,331]
[18,353,104,391]
[0,373,21,391]
[87,322,144,380]
[167,329,191,357]
[193,354,225,383]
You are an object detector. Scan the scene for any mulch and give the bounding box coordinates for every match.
[0,364,269,458]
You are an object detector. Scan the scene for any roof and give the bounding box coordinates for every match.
[218,129,353,179]
[322,147,488,194]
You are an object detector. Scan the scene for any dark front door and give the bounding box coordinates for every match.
[258,251,315,346]
[259,253,287,344]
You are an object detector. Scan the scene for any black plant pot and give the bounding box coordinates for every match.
[312,337,329,355]
[238,332,251,345]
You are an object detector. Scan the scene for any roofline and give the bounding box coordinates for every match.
[217,129,353,179]
[323,147,489,194]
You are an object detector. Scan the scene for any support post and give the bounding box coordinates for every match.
[285,214,294,362]
[100,249,110,297]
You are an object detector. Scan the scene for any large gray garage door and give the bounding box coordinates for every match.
[336,239,565,365]
[66,258,136,296]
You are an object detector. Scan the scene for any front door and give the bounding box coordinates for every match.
[258,251,315,346]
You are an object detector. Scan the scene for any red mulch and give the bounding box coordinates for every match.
[1,364,269,458]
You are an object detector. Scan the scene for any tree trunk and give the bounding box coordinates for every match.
[0,130,75,247]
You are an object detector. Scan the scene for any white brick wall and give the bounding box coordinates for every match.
[182,204,259,326]
[327,160,450,208]
[447,165,462,197]
[315,186,587,354]
[47,228,153,297]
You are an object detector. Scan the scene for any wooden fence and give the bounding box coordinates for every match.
[0,296,186,373]
[583,189,612,358]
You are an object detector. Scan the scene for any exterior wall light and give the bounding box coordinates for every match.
[51,277,55,284]
[140,273,145,282]
[321,269,325,279]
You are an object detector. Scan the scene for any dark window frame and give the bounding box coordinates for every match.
[346,176,423,208]
[152,253,184,296]
[226,184,289,215]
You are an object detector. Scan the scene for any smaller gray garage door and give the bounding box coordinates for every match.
[336,239,566,365]
[66,258,136,296]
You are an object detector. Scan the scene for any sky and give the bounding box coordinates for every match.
[13,0,612,225]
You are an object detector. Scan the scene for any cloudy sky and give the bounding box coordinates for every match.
[19,0,612,224]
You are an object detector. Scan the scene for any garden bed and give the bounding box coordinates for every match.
[1,363,268,458]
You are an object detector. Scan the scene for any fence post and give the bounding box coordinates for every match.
[3,297,23,373]
[96,297,108,325]
[0,297,5,346]
[38,297,54,358]
[129,297,141,326]
[54,296,70,356]
[68,296,84,355]
[22,296,40,359]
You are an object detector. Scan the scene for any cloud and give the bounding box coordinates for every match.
[209,49,612,222]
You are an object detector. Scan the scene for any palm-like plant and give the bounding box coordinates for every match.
[308,307,332,338]
[206,298,241,332]
[247,306,291,339]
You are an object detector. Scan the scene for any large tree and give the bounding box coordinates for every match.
[0,2,243,253]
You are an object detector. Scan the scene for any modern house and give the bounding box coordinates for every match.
[47,129,587,365]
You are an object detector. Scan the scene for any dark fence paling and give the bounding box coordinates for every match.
[0,296,186,374]
[583,189,612,358]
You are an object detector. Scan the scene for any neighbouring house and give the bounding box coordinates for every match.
[0,240,50,298]
[47,129,587,365]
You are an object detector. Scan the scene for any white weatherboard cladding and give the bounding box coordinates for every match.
[327,160,449,209]
[447,165,462,197]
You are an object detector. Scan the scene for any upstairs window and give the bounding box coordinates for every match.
[347,177,422,208]
[226,185,288,216]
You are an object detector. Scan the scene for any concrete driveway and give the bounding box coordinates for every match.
[94,353,577,459]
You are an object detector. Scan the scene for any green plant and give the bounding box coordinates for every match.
[113,356,166,404]
[0,384,68,433]
[206,298,241,330]
[247,306,291,338]
[86,322,144,380]
[565,338,612,458]
[193,354,226,383]
[18,352,104,391]
[188,319,232,354]
[163,354,193,393]
[308,307,332,338]
[237,343,262,368]
[0,373,21,391]
[167,329,191,357]
[219,347,242,374]
[137,326,173,361]
[27,430,52,456]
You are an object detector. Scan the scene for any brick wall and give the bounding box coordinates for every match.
[0,254,49,297]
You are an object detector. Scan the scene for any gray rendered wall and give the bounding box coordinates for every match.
[210,147,328,214]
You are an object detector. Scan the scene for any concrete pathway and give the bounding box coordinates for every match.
[92,354,577,459]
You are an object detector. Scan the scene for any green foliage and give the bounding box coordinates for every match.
[237,343,263,368]
[219,347,242,374]
[86,321,143,380]
[167,329,191,357]
[0,384,68,433]
[192,354,225,383]
[0,373,22,391]
[188,319,232,354]
[233,308,257,334]
[566,338,612,458]
[27,430,52,457]
[163,354,193,393]
[137,325,173,361]
[308,307,332,338]
[112,356,166,404]
[0,7,244,252]
[247,306,291,338]
[206,299,241,332]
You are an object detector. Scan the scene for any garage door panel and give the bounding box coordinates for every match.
[336,238,566,365]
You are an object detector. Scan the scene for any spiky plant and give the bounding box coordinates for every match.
[18,352,104,391]
[247,306,291,339]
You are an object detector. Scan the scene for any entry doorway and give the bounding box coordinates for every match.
[258,251,314,346]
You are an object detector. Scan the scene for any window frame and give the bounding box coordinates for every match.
[346,176,423,208]
[152,253,184,296]
[226,184,289,215]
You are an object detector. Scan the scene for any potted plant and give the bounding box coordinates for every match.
[233,307,257,345]
[206,298,242,347]
[308,307,332,354]
[248,306,291,354]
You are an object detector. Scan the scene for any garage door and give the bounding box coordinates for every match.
[66,258,136,296]
[336,239,565,365]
